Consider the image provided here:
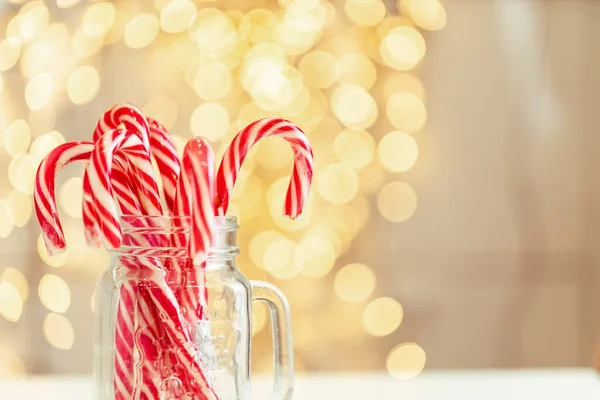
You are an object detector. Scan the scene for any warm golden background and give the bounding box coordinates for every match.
[0,0,597,379]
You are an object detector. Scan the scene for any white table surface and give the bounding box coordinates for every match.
[0,369,599,399]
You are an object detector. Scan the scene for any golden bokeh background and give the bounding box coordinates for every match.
[0,0,440,377]
[2,0,595,380]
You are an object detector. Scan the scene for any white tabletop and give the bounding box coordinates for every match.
[0,369,599,399]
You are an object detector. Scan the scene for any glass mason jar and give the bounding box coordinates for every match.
[93,216,293,400]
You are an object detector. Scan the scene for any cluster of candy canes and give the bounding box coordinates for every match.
[33,104,314,399]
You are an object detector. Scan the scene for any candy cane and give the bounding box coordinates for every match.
[94,104,180,214]
[83,129,163,249]
[34,142,95,255]
[81,133,171,398]
[147,117,180,214]
[215,118,314,218]
[32,141,160,398]
[84,129,215,399]
[94,104,151,150]
[172,137,215,323]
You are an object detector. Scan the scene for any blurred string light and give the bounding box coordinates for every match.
[0,0,445,374]
[82,2,116,38]
[1,268,29,303]
[25,73,54,111]
[38,274,71,313]
[7,190,33,227]
[66,66,100,105]
[124,14,160,49]
[0,347,26,376]
[43,313,75,350]
[190,102,230,142]
[386,342,427,379]
[362,297,404,337]
[334,263,376,303]
[3,119,31,157]
[0,38,22,72]
[57,0,82,9]
[378,131,418,173]
[0,281,23,322]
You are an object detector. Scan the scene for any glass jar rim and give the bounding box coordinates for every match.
[120,215,238,232]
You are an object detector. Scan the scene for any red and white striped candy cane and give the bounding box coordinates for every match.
[83,129,163,249]
[34,141,95,255]
[94,104,151,151]
[94,105,180,215]
[84,129,215,399]
[147,117,180,214]
[32,142,161,398]
[215,118,314,218]
[172,137,215,322]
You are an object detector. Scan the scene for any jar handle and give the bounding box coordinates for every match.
[251,280,294,400]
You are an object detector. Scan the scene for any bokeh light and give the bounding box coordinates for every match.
[72,27,105,59]
[43,313,75,350]
[377,181,418,223]
[59,177,84,219]
[190,102,230,142]
[38,274,71,313]
[362,297,403,336]
[29,130,65,166]
[25,73,54,111]
[378,131,419,173]
[82,2,116,38]
[3,119,31,157]
[386,342,426,379]
[384,73,425,101]
[0,38,22,72]
[0,282,23,322]
[380,26,426,71]
[386,92,427,133]
[317,163,360,204]
[7,190,32,227]
[1,267,29,303]
[335,53,377,89]
[299,51,337,89]
[401,0,447,31]
[67,66,100,105]
[8,154,36,194]
[334,263,377,303]
[295,231,336,278]
[344,0,387,26]
[191,8,237,58]
[331,85,378,130]
[249,230,285,269]
[19,23,69,80]
[12,2,49,43]
[160,0,197,34]
[0,347,26,376]
[56,0,81,9]
[334,129,375,169]
[262,237,301,279]
[0,200,15,239]
[125,14,160,49]
[193,61,232,100]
